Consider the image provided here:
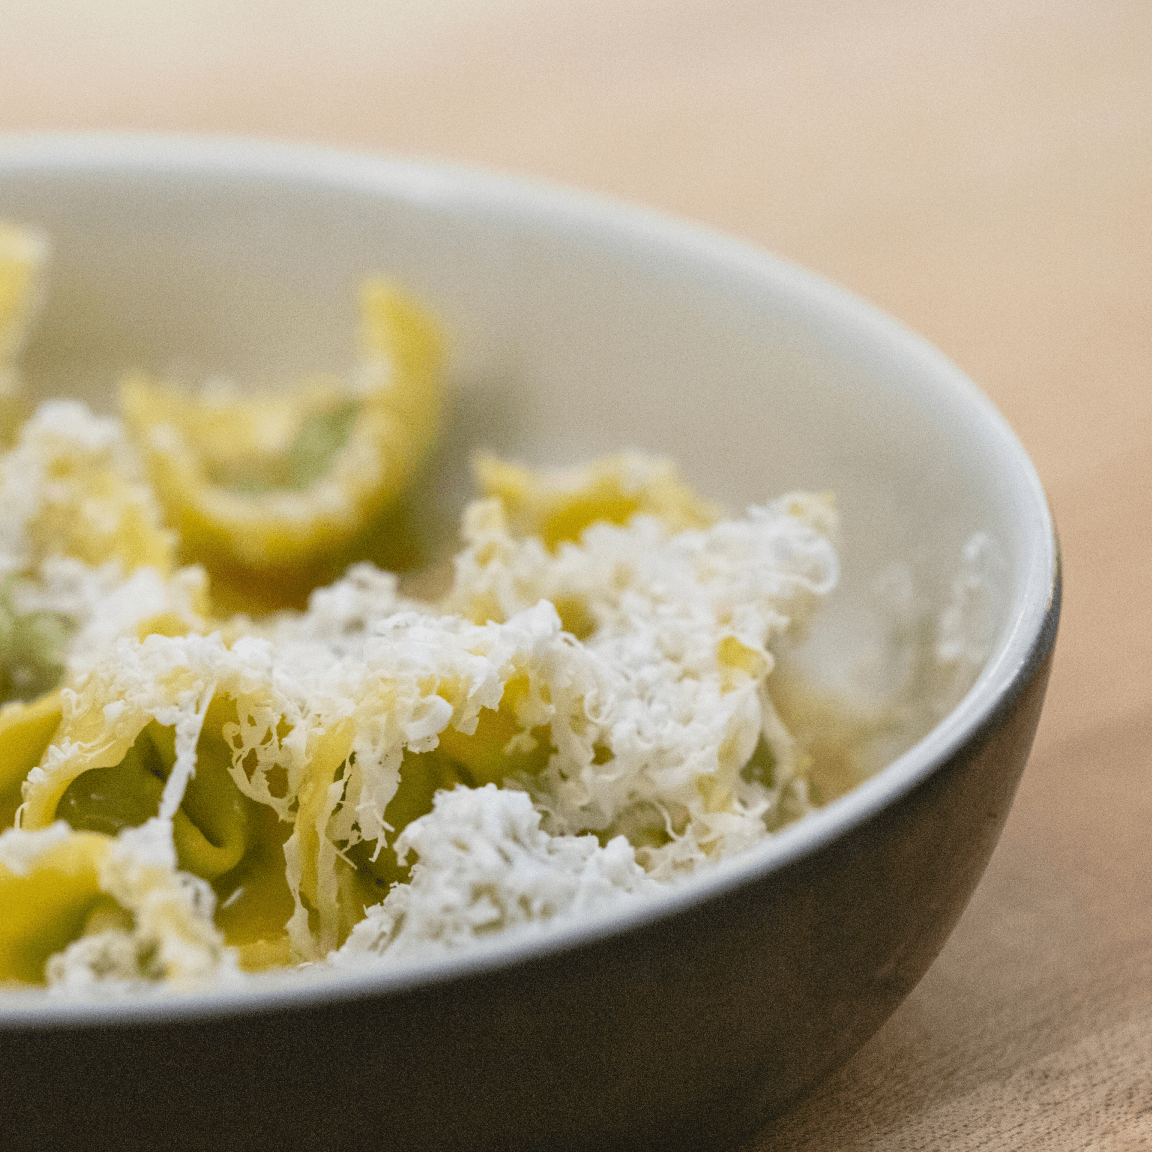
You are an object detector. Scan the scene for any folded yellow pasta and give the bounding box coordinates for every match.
[0,828,111,983]
[0,222,48,448]
[474,450,720,551]
[120,281,443,605]
[0,692,64,831]
[0,228,950,997]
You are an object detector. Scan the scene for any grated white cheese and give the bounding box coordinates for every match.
[0,239,1008,996]
[0,821,73,877]
[335,784,661,965]
[45,827,233,992]
[9,480,840,978]
[0,400,166,575]
[442,492,839,875]
[0,397,997,994]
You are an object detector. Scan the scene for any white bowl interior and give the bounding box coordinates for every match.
[4,138,1051,660]
[0,137,1056,1001]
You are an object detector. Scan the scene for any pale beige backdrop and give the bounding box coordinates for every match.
[4,1,1151,1147]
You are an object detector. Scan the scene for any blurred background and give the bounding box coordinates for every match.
[4,1,1150,1147]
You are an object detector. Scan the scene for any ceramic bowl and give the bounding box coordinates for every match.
[0,135,1059,1152]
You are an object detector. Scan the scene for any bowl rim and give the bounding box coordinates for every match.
[0,132,1060,1028]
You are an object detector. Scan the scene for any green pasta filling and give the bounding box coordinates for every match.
[0,575,70,706]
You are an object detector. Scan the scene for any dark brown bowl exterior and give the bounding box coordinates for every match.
[0,562,1059,1152]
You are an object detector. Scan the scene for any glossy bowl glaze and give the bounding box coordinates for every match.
[0,135,1059,1152]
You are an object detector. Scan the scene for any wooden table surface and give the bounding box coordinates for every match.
[4,2,1150,1147]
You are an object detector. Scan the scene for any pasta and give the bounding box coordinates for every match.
[0,224,988,994]
[0,439,840,987]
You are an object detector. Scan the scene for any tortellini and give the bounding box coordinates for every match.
[0,455,843,988]
[120,280,442,607]
[0,224,867,994]
[0,240,452,985]
[0,221,47,448]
